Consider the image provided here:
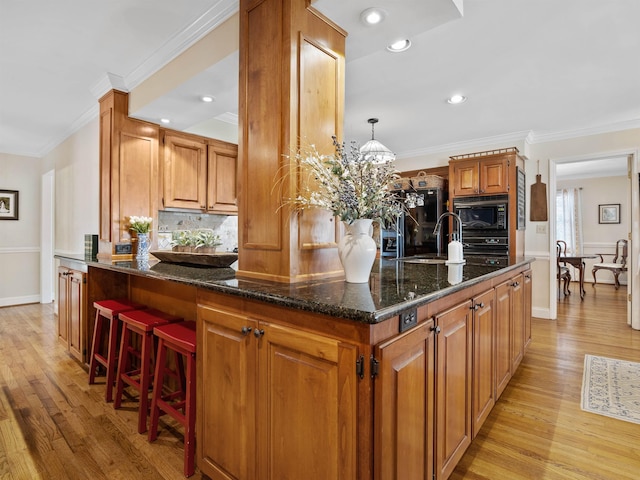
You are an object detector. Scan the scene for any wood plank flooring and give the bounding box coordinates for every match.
[0,284,638,479]
[452,284,640,480]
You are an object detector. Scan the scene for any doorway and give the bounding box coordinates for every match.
[549,153,636,327]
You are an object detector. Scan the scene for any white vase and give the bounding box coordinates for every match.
[338,219,377,283]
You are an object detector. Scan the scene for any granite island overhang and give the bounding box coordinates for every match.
[73,254,534,324]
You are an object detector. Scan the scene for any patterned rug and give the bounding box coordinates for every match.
[581,354,640,425]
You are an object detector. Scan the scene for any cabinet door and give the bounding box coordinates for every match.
[471,289,495,438]
[479,157,509,195]
[197,305,257,480]
[374,320,435,480]
[257,321,357,480]
[207,144,238,214]
[495,280,512,398]
[523,269,532,350]
[164,134,207,210]
[510,273,525,373]
[450,160,479,197]
[68,270,86,362]
[435,300,472,480]
[57,267,70,346]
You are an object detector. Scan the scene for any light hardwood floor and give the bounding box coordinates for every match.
[0,284,638,479]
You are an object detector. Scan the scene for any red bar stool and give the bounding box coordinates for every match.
[148,321,197,477]
[114,308,182,434]
[88,299,145,402]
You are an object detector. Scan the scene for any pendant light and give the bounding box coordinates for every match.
[360,118,395,162]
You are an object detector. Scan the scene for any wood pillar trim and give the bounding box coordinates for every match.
[236,0,347,283]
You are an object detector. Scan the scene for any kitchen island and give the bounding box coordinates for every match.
[59,253,532,480]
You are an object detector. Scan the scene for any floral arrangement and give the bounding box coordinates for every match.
[284,137,405,228]
[128,216,153,234]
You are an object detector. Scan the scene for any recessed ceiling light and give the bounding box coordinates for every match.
[360,8,386,26]
[387,39,411,53]
[160,118,171,124]
[447,94,467,104]
[201,95,215,103]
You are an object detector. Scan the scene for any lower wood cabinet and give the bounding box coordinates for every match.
[374,320,435,480]
[471,289,496,438]
[434,300,473,480]
[197,295,357,480]
[57,266,86,362]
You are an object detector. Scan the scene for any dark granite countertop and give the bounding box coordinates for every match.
[56,253,533,324]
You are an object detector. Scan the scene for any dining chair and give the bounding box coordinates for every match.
[592,239,628,289]
[556,241,571,298]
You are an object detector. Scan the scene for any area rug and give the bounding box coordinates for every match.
[581,354,640,425]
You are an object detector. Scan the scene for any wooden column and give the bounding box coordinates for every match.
[236,0,347,282]
[98,90,159,259]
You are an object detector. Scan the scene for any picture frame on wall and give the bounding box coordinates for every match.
[598,203,620,224]
[0,189,19,220]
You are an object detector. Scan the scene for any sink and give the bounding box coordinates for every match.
[399,257,447,265]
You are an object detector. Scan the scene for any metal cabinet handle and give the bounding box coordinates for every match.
[241,326,252,335]
[430,325,441,334]
[254,329,265,338]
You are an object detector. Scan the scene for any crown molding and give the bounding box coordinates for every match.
[528,118,640,144]
[396,130,532,159]
[124,0,239,90]
[90,73,128,100]
[215,112,239,124]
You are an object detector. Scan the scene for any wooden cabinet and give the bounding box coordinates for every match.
[162,131,238,214]
[449,157,509,197]
[57,265,86,362]
[495,279,512,399]
[207,143,238,214]
[448,148,526,258]
[471,288,496,438]
[510,272,525,373]
[197,294,357,480]
[163,133,207,210]
[374,320,435,480]
[435,300,473,480]
[98,90,160,258]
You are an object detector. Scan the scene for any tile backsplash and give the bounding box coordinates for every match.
[157,211,238,252]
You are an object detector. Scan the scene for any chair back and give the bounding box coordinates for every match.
[556,240,569,256]
[613,239,628,267]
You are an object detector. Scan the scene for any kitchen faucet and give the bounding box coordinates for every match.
[434,212,463,260]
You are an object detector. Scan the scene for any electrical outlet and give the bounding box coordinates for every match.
[536,224,547,234]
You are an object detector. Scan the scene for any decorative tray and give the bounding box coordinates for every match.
[150,251,238,268]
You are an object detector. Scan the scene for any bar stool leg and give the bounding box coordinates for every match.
[148,337,167,443]
[88,310,103,385]
[184,351,196,477]
[113,326,132,410]
[105,315,120,402]
[137,331,154,434]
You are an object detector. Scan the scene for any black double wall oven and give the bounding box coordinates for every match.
[453,195,509,261]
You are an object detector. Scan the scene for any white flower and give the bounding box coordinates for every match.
[129,216,153,234]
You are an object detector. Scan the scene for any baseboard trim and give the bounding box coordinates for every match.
[0,295,41,308]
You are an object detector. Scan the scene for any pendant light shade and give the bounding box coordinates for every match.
[360,118,395,162]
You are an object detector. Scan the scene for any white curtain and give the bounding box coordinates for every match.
[556,188,583,254]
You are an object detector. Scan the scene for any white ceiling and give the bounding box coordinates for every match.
[2,0,640,165]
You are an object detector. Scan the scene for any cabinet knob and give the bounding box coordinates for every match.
[241,326,252,335]
[430,325,441,334]
[511,281,519,287]
[254,329,265,338]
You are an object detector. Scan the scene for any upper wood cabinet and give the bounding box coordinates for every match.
[449,156,509,197]
[162,131,238,214]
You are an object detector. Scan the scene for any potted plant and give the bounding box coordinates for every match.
[171,230,196,252]
[282,137,406,282]
[129,216,153,260]
[194,229,222,254]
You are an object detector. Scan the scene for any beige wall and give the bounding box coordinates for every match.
[0,153,42,306]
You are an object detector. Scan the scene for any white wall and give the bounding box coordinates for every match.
[0,153,42,306]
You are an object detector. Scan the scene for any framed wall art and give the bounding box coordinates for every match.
[0,189,19,220]
[598,203,620,224]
